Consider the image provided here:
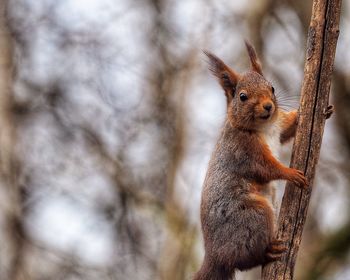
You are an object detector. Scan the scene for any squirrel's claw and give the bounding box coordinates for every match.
[267,239,288,254]
[264,239,288,263]
[269,238,288,246]
[324,105,334,119]
[264,251,285,263]
[288,168,309,189]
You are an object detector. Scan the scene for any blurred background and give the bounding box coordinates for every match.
[0,0,349,279]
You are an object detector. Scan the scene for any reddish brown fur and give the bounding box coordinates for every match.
[194,42,307,280]
[280,111,298,144]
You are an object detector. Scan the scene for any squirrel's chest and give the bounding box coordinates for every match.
[260,124,282,158]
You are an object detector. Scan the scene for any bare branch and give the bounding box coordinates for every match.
[262,0,342,278]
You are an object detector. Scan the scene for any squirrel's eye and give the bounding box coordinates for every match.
[271,86,275,95]
[239,92,248,102]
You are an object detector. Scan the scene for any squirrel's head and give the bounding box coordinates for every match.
[205,41,277,131]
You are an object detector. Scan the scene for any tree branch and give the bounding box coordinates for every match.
[262,0,342,279]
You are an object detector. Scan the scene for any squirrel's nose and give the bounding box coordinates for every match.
[263,103,273,112]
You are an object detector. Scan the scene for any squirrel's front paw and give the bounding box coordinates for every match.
[288,168,308,188]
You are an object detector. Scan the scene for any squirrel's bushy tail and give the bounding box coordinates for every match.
[193,257,234,280]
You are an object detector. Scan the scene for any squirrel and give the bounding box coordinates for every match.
[194,42,310,280]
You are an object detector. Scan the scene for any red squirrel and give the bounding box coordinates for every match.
[194,42,309,280]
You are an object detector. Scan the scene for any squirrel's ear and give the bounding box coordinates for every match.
[245,41,263,76]
[204,50,240,98]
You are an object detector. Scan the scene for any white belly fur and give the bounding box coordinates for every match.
[261,121,282,159]
[259,120,283,213]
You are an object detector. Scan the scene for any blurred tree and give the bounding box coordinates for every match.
[0,1,28,279]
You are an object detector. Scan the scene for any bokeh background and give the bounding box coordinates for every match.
[0,0,349,279]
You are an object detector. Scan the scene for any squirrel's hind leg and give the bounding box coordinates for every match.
[264,238,288,263]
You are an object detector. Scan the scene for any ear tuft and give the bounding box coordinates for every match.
[244,40,263,76]
[203,50,226,78]
[203,50,239,97]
